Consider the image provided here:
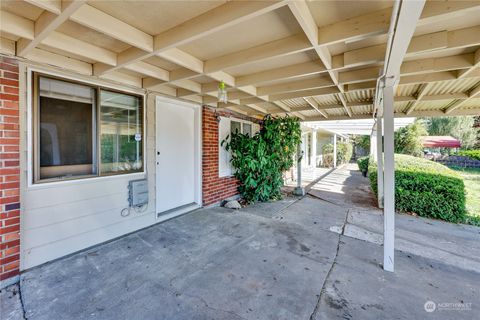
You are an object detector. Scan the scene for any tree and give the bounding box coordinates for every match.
[423,116,479,150]
[394,120,427,157]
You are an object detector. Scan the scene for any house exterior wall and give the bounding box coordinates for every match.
[0,57,21,284]
[0,57,260,283]
[17,62,158,271]
[202,106,259,206]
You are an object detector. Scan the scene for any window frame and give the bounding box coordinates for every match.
[30,70,146,185]
[218,116,258,178]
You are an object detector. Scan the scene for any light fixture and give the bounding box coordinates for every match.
[218,81,228,103]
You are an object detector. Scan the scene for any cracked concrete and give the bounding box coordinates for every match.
[1,163,479,319]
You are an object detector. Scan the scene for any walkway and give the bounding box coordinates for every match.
[1,164,479,320]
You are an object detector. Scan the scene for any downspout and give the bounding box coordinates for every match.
[373,0,401,117]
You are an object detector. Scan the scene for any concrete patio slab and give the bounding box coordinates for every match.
[313,236,479,320]
[3,164,479,320]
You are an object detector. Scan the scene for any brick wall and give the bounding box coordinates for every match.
[0,56,20,282]
[202,106,258,206]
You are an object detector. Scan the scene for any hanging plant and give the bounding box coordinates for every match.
[223,115,301,203]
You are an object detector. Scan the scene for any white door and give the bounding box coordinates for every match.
[156,97,200,214]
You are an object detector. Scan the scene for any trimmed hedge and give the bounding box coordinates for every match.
[357,156,369,173]
[369,154,466,222]
[456,150,480,161]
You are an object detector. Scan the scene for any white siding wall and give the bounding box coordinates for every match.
[19,64,159,270]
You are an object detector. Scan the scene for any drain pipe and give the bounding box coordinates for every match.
[373,0,401,117]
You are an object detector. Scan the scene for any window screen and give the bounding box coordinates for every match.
[38,77,96,180]
[231,121,241,134]
[242,123,252,136]
[100,90,143,175]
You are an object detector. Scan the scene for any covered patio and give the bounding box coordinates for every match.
[1,0,480,317]
[2,164,479,320]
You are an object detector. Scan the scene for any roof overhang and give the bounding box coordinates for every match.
[1,0,479,120]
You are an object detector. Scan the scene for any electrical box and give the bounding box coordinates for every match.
[128,179,148,207]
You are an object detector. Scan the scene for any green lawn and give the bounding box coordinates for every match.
[450,167,480,224]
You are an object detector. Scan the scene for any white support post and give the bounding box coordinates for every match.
[311,130,317,167]
[370,129,377,161]
[376,117,384,209]
[333,133,337,168]
[383,85,395,272]
[293,143,305,196]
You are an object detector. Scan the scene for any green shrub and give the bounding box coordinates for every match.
[322,143,334,167]
[337,142,353,164]
[357,156,369,172]
[322,142,353,167]
[369,154,466,222]
[224,115,301,203]
[456,150,480,161]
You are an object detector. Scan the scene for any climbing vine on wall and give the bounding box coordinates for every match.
[223,115,301,203]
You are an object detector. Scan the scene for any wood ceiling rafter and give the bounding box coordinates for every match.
[2,0,480,117]
[288,0,352,117]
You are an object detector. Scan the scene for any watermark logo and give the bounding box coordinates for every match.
[424,300,472,312]
[424,301,436,313]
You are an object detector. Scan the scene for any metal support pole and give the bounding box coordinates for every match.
[293,143,305,196]
[333,133,337,168]
[376,117,384,209]
[383,86,395,272]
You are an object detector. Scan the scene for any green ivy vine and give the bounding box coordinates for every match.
[223,115,301,203]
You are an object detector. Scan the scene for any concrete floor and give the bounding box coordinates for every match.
[1,164,479,320]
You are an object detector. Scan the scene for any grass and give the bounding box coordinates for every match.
[449,166,480,226]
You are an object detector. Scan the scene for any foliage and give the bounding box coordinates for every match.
[322,143,334,167]
[224,115,301,203]
[394,120,428,157]
[322,142,353,167]
[354,135,370,152]
[369,154,466,223]
[356,156,369,173]
[455,150,480,161]
[423,116,479,150]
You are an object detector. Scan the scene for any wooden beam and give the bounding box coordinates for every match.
[419,1,480,26]
[0,10,34,40]
[445,84,480,114]
[170,68,200,82]
[339,67,381,84]
[123,61,169,81]
[257,76,333,95]
[25,0,61,14]
[70,4,153,52]
[204,34,311,73]
[288,0,350,117]
[318,7,391,46]
[17,1,86,57]
[40,31,116,65]
[304,97,328,118]
[404,83,430,115]
[96,1,287,74]
[0,38,15,55]
[153,0,287,52]
[400,53,473,76]
[24,48,92,75]
[458,48,480,79]
[236,60,325,86]
[269,87,339,101]
[157,48,203,74]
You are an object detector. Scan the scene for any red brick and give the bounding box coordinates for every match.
[0,63,18,73]
[0,78,19,87]
[2,72,18,80]
[0,268,19,280]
